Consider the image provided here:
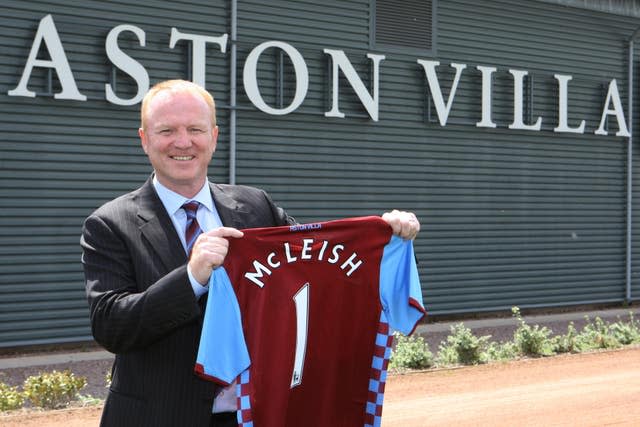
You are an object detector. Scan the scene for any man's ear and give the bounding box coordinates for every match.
[139,128,149,154]
[211,125,219,151]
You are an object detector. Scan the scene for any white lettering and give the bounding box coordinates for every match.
[301,239,313,260]
[284,242,298,263]
[554,74,585,134]
[328,244,344,264]
[244,260,272,288]
[340,253,363,276]
[244,41,308,115]
[417,60,466,126]
[595,79,630,137]
[6,16,629,139]
[243,240,363,286]
[324,49,385,121]
[317,240,329,261]
[169,28,228,88]
[476,65,497,128]
[508,69,542,131]
[8,14,86,100]
[267,252,280,268]
[105,25,149,106]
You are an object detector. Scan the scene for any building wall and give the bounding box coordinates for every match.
[0,0,231,347]
[1,0,639,347]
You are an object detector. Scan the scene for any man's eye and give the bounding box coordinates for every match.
[189,128,204,133]
[159,129,172,135]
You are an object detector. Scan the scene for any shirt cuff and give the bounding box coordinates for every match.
[188,265,209,299]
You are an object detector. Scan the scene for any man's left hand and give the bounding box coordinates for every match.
[382,210,420,240]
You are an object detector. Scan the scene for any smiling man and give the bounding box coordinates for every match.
[139,81,218,198]
[81,79,420,427]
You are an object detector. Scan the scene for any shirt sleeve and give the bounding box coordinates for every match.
[187,265,209,299]
[195,267,250,385]
[379,236,426,335]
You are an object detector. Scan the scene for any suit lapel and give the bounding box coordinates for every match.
[134,180,249,271]
[211,183,245,229]
[136,178,187,272]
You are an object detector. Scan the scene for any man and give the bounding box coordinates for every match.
[81,79,420,427]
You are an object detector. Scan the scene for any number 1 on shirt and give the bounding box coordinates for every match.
[291,283,310,388]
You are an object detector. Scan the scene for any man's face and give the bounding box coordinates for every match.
[139,90,218,197]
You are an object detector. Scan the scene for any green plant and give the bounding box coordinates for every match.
[23,370,87,409]
[552,322,580,354]
[484,340,518,362]
[0,382,25,411]
[394,309,640,372]
[575,316,621,350]
[389,332,434,371]
[437,323,491,365]
[434,342,459,366]
[512,307,555,357]
[77,394,103,406]
[609,313,640,345]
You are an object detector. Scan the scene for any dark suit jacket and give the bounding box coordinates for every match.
[81,177,294,427]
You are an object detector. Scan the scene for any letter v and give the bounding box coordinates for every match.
[417,60,466,126]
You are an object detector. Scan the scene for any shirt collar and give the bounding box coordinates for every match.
[152,175,214,217]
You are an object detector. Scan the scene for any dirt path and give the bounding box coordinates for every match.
[383,347,640,426]
[2,347,639,426]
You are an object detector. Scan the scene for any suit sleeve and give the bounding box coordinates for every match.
[379,236,426,335]
[262,189,297,226]
[81,212,201,354]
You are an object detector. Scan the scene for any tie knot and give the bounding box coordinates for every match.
[183,201,200,218]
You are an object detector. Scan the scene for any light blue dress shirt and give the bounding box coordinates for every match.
[152,176,224,299]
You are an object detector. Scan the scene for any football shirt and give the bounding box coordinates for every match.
[196,216,425,427]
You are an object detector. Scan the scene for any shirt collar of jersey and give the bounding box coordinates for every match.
[152,175,215,217]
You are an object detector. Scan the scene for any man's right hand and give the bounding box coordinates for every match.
[188,227,244,285]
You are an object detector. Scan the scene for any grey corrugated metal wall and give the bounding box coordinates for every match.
[0,0,638,348]
[230,0,639,313]
[633,33,640,303]
[423,1,636,312]
[0,0,230,347]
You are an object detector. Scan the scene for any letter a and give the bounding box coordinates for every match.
[595,79,630,137]
[8,15,86,100]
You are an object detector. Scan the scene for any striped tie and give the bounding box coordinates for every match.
[182,201,202,255]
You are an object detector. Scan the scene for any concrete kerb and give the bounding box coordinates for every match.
[1,350,114,370]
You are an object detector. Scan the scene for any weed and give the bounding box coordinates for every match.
[485,340,519,362]
[609,312,640,345]
[23,370,87,410]
[437,323,491,365]
[575,316,621,350]
[512,307,555,357]
[0,382,25,412]
[552,322,580,354]
[389,332,434,371]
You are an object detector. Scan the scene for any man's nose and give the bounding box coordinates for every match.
[174,127,191,147]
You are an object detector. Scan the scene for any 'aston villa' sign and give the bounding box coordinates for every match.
[7,14,630,137]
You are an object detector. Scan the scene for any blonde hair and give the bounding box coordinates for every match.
[140,80,216,129]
